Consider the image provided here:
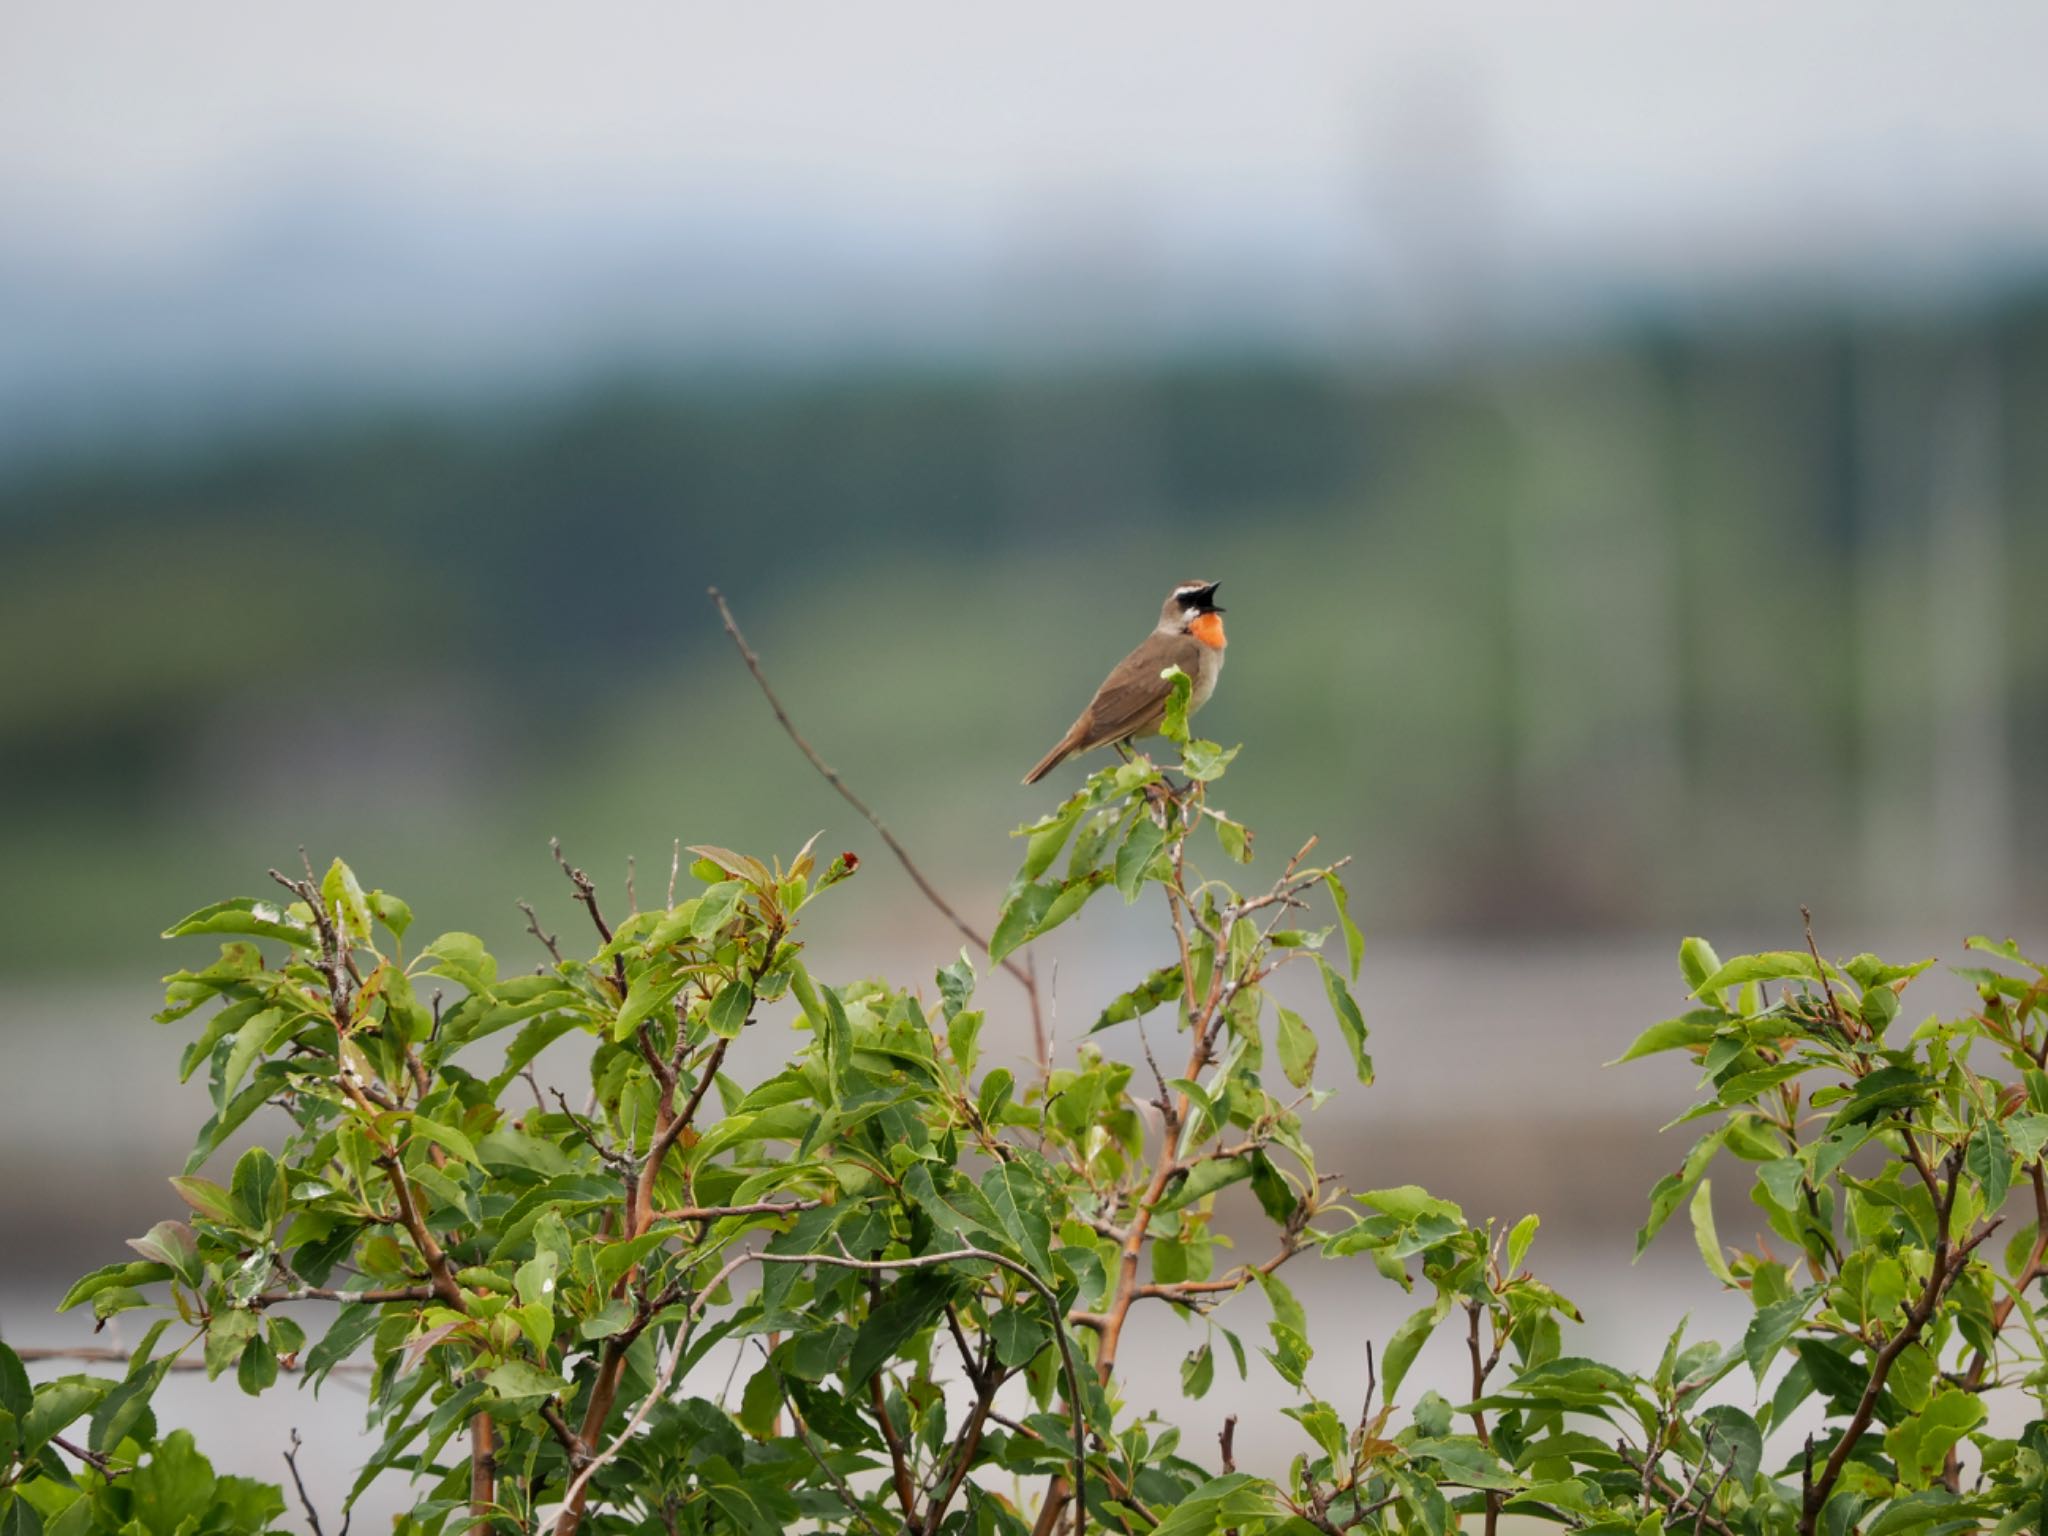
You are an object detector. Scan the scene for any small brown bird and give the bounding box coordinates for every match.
[1023,580,1227,784]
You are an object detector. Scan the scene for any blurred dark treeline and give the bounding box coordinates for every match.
[7,298,2047,974]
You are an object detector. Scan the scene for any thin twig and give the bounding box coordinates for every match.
[284,1429,337,1536]
[707,585,1048,1068]
[517,900,565,966]
[771,1358,890,1536]
[1800,905,1850,1034]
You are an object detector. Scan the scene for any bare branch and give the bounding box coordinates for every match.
[517,899,565,966]
[707,585,1047,1067]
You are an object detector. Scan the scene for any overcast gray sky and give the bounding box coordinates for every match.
[5,2,2048,432]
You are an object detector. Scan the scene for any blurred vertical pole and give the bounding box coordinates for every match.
[1927,340,2012,925]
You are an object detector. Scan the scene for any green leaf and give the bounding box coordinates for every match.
[1692,950,1829,999]
[1359,1185,1462,1223]
[1180,739,1238,782]
[1505,1214,1540,1276]
[990,883,1055,963]
[946,1009,984,1073]
[235,1336,278,1395]
[321,859,372,945]
[1690,1182,1735,1285]
[406,1116,480,1168]
[1146,1474,1282,1536]
[0,1344,28,1424]
[737,1360,783,1439]
[231,1145,287,1229]
[304,1302,382,1385]
[127,1429,217,1536]
[125,1222,201,1288]
[1212,814,1252,863]
[936,952,976,1022]
[421,931,497,993]
[1967,1118,2013,1212]
[368,889,413,940]
[23,1378,112,1456]
[168,1175,244,1226]
[1408,1435,1524,1491]
[1318,958,1371,1084]
[57,1261,173,1313]
[1158,1155,1252,1213]
[691,880,747,939]
[1159,668,1194,746]
[848,1270,959,1386]
[989,1307,1049,1370]
[1115,817,1168,903]
[1884,1389,1987,1490]
[1325,870,1363,981]
[163,898,312,948]
[1736,1286,1818,1384]
[1610,1011,1722,1065]
[1678,938,1723,993]
[484,1360,572,1401]
[707,979,753,1039]
[1635,1128,1725,1260]
[612,968,687,1041]
[1092,965,1182,1033]
[1282,1401,1348,1466]
[981,1164,1053,1276]
[218,1006,293,1109]
[1017,801,1085,882]
[1381,1302,1443,1402]
[1275,1006,1317,1088]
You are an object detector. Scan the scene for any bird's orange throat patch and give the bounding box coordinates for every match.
[1190,612,1227,649]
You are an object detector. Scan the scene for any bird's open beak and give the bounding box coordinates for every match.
[1206,584,1225,612]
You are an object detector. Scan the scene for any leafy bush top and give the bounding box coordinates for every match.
[8,677,2048,1536]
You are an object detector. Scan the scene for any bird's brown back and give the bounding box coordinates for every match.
[1072,629,1206,748]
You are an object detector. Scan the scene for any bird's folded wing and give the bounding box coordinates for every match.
[1078,654,1182,747]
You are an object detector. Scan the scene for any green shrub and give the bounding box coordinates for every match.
[8,677,2048,1535]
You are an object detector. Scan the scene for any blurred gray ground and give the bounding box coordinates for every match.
[0,927,1988,1522]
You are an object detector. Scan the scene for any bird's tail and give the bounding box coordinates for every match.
[1023,726,1084,785]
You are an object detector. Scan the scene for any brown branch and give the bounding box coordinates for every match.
[557,931,775,1536]
[1218,1414,1237,1474]
[551,1089,635,1174]
[467,1415,496,1536]
[869,1372,921,1522]
[1798,1148,2000,1536]
[51,1434,120,1478]
[1129,1239,1303,1306]
[1800,906,1851,1034]
[773,1360,890,1536]
[517,900,565,966]
[1468,1302,1502,1536]
[707,584,1047,1067]
[651,1197,826,1224]
[921,1357,1007,1535]
[1616,1449,1740,1536]
[1966,1160,2048,1389]
[284,1428,346,1536]
[252,1284,434,1307]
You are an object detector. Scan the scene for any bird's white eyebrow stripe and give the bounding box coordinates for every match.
[1173,582,1211,597]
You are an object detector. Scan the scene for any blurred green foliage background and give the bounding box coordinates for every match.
[9,312,2047,974]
